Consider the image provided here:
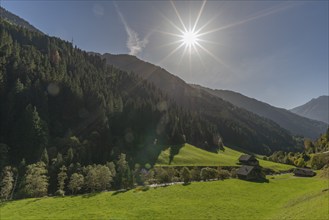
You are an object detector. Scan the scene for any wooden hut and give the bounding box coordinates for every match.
[293,168,316,177]
[236,165,264,180]
[238,154,259,166]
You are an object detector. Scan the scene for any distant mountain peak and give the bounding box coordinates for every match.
[193,84,328,139]
[290,96,329,124]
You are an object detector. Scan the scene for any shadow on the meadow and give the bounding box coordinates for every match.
[112,189,131,196]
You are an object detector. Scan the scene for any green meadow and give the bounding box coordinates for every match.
[156,144,295,172]
[1,173,327,220]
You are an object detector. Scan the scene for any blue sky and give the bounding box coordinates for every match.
[2,0,328,109]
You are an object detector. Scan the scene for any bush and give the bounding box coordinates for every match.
[310,154,329,170]
[55,189,65,197]
[294,158,306,167]
[200,167,218,181]
[172,176,180,183]
[180,167,191,184]
[319,165,329,178]
[154,167,170,184]
[230,168,237,178]
[218,169,230,180]
[190,167,201,181]
[141,168,155,185]
[146,178,158,185]
[167,167,179,182]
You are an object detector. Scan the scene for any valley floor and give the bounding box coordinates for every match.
[1,173,328,220]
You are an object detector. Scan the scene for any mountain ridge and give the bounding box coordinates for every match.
[193,85,327,139]
[102,53,297,154]
[0,6,42,34]
[290,96,329,124]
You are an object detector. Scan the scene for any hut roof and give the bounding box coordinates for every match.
[236,165,255,176]
[294,168,316,176]
[238,154,255,162]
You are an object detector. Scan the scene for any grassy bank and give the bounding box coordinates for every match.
[156,144,295,171]
[1,174,327,220]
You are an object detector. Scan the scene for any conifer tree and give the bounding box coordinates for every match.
[0,143,9,171]
[57,165,67,196]
[116,154,129,189]
[66,148,74,165]
[40,148,49,166]
[55,153,64,167]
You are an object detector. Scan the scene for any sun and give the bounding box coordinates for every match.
[158,0,229,67]
[159,0,220,62]
[181,30,199,48]
[159,0,292,71]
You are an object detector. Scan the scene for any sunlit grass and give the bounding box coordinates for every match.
[1,174,327,220]
[156,143,295,172]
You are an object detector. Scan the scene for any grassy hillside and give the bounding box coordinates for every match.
[1,174,327,220]
[156,144,295,171]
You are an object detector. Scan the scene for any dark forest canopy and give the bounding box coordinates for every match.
[0,19,222,168]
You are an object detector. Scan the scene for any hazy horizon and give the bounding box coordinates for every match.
[2,0,328,109]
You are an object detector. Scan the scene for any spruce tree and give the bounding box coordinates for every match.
[66,148,74,165]
[0,143,9,171]
[57,165,67,196]
[40,148,49,166]
[116,153,128,189]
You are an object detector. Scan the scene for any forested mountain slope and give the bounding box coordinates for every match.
[0,19,221,167]
[102,53,297,154]
[193,85,327,139]
[0,7,42,34]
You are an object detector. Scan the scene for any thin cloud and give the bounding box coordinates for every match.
[114,3,149,56]
[93,4,104,17]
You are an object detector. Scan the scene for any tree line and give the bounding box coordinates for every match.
[0,152,234,201]
[265,128,329,169]
[0,153,128,200]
